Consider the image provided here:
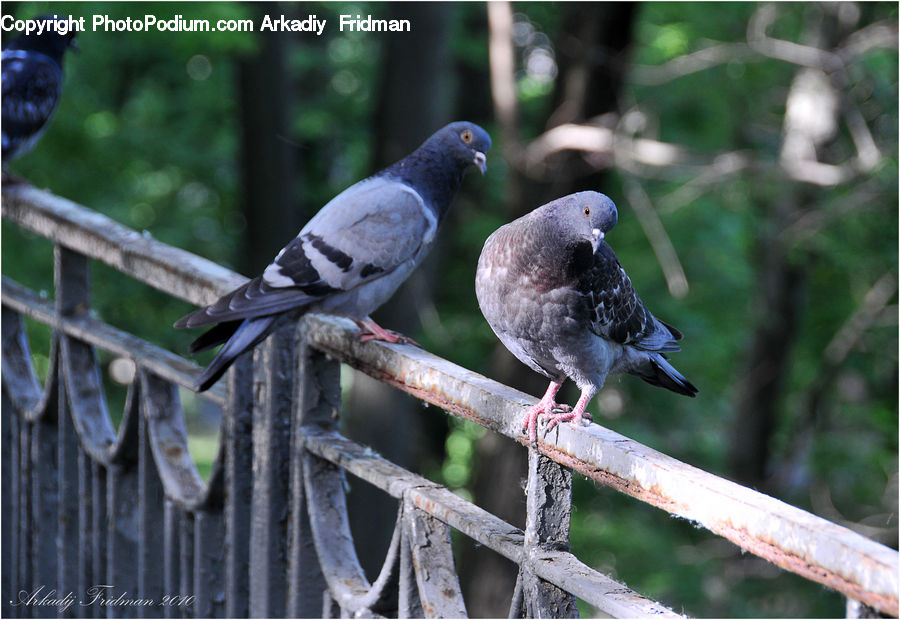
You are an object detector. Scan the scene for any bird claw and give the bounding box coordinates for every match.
[355,324,420,347]
[523,406,548,447]
[521,382,596,446]
[534,408,593,442]
[523,404,572,446]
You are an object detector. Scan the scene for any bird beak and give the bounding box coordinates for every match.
[591,228,604,252]
[473,151,487,175]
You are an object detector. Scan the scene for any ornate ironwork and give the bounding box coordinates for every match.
[2,185,896,618]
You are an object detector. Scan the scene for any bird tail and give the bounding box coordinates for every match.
[636,353,698,397]
[194,315,278,392]
[188,320,243,353]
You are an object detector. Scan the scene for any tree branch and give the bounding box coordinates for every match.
[823,272,897,367]
[487,1,520,157]
[622,178,689,298]
[630,42,759,86]
[747,3,844,72]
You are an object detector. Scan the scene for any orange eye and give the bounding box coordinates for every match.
[461,129,473,144]
[583,205,591,217]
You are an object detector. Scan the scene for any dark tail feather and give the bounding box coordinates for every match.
[189,320,242,353]
[194,316,278,392]
[659,319,683,340]
[637,353,698,397]
[174,305,208,329]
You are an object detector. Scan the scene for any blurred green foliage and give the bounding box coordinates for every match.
[2,2,896,617]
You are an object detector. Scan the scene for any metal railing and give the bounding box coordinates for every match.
[2,185,897,618]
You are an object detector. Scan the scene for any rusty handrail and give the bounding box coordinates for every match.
[3,185,897,616]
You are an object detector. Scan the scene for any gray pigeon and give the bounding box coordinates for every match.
[2,15,77,164]
[178,121,491,391]
[475,191,697,444]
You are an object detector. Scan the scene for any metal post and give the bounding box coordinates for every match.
[137,398,165,617]
[223,355,253,619]
[520,451,578,618]
[249,323,295,617]
[287,319,337,617]
[56,380,80,620]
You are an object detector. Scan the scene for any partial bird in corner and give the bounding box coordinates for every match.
[2,15,78,176]
[475,191,697,445]
[177,121,491,392]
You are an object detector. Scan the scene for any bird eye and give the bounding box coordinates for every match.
[460,129,473,144]
[583,205,591,217]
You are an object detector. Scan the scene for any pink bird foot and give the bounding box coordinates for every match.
[523,381,568,445]
[524,384,595,445]
[543,389,594,435]
[354,318,420,347]
[543,409,593,433]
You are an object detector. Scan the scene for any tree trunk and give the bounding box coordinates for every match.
[527,1,639,208]
[237,3,302,274]
[728,4,847,490]
[728,192,808,487]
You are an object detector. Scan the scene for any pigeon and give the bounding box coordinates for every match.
[2,15,78,165]
[475,191,697,445]
[177,121,491,391]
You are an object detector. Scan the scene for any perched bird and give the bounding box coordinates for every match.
[177,121,491,391]
[475,191,697,445]
[2,15,77,165]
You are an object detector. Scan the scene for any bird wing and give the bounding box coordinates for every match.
[176,176,433,328]
[580,242,681,352]
[1,51,62,148]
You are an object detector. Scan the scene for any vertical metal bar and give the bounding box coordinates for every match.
[31,413,59,602]
[2,391,20,619]
[18,422,33,620]
[56,240,93,618]
[522,451,577,618]
[193,510,225,618]
[90,462,108,619]
[321,592,340,619]
[179,510,195,620]
[287,322,338,617]
[57,382,80,619]
[55,241,108,618]
[249,324,295,618]
[77,449,93,617]
[107,462,140,619]
[163,500,181,620]
[1,306,39,620]
[402,504,468,618]
[223,355,253,619]
[507,572,524,619]
[398,505,424,619]
[138,401,165,619]
[77,450,93,617]
[54,245,90,318]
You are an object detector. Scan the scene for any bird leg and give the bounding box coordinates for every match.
[523,381,569,445]
[354,317,420,347]
[543,387,595,435]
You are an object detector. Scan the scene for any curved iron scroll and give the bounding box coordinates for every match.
[6,187,893,618]
[1,275,489,619]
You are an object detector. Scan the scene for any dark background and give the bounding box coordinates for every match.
[3,2,897,617]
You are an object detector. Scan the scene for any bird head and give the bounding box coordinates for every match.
[7,15,78,63]
[436,121,492,175]
[545,191,619,254]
